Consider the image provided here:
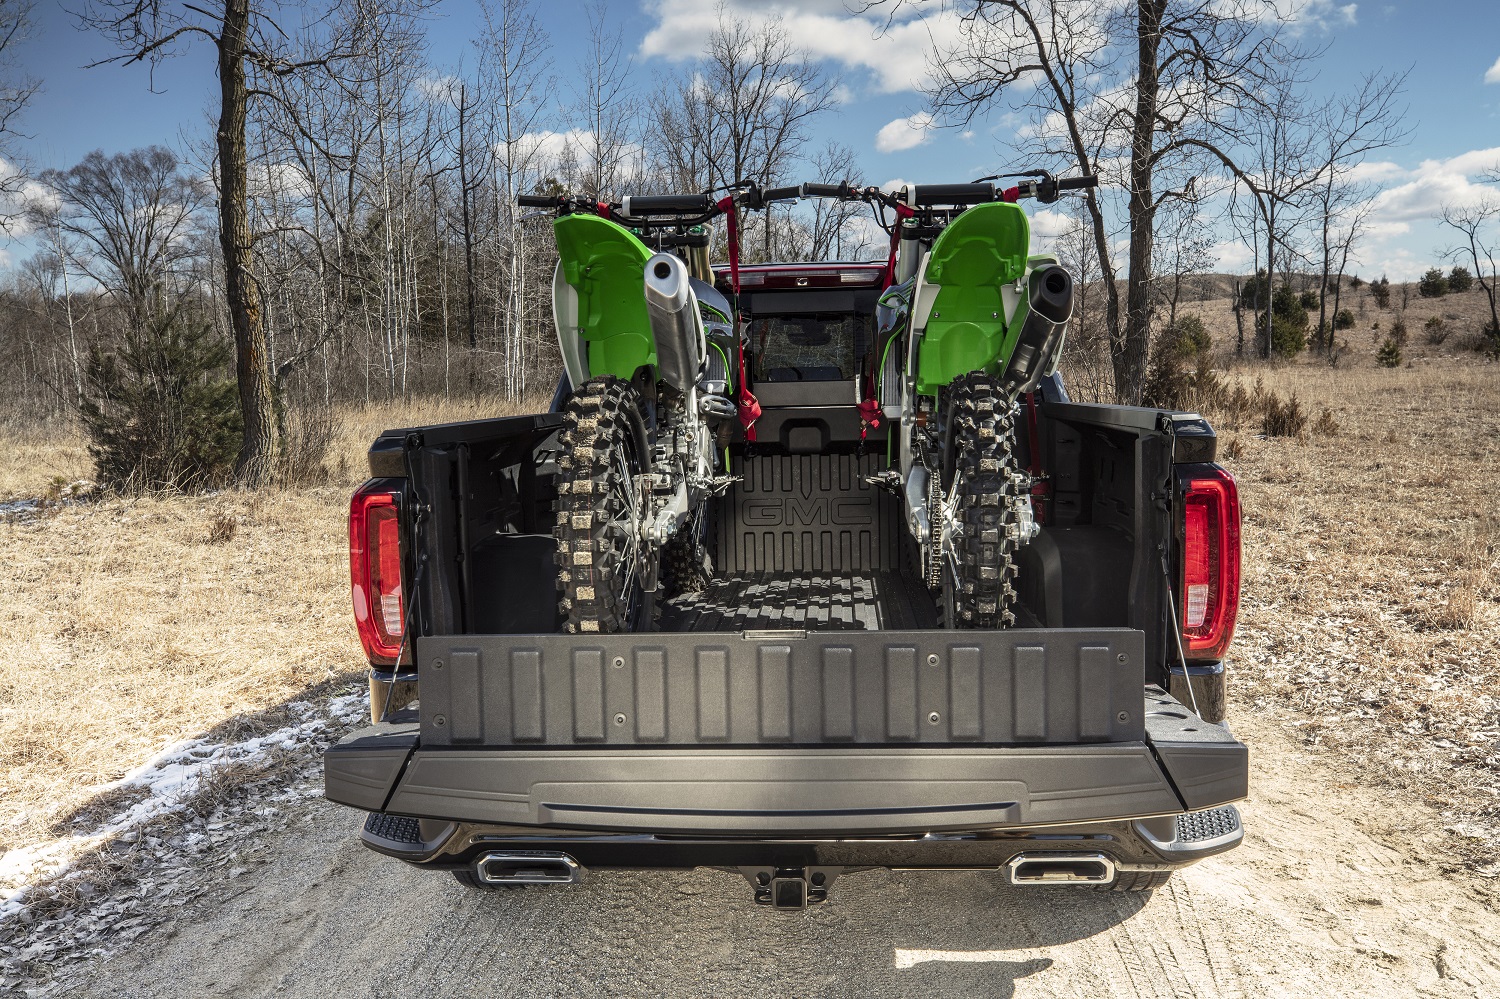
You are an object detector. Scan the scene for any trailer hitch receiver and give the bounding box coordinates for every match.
[739,866,842,910]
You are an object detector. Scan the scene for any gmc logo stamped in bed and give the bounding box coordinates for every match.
[740,496,876,527]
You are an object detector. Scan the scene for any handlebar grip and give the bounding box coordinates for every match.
[516,194,559,208]
[800,182,849,198]
[1055,176,1099,192]
[910,182,997,206]
[761,185,802,203]
[621,193,714,216]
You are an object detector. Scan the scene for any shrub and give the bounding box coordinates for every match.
[1271,315,1307,357]
[1418,268,1448,298]
[1425,316,1449,345]
[1371,277,1391,308]
[1237,269,1271,310]
[1299,290,1320,310]
[1484,319,1500,354]
[1166,314,1212,357]
[1268,284,1309,357]
[1334,309,1356,330]
[1390,315,1408,346]
[1377,337,1402,368]
[275,403,339,487]
[80,308,243,492]
[1350,274,1364,288]
[1261,391,1307,438]
[1448,266,1473,293]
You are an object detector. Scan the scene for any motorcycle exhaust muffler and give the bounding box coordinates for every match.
[644,252,706,394]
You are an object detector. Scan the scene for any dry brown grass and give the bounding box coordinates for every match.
[0,394,537,856]
[1218,360,1500,862]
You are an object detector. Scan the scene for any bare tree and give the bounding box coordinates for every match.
[1441,194,1500,344]
[569,1,637,201]
[38,148,206,330]
[1153,192,1216,329]
[78,0,385,484]
[479,0,553,398]
[0,0,39,232]
[788,141,868,261]
[650,9,837,260]
[928,0,1299,402]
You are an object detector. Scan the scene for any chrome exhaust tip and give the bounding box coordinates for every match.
[1006,852,1116,886]
[474,851,584,886]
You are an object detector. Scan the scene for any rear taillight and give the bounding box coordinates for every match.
[1181,468,1241,661]
[350,485,405,665]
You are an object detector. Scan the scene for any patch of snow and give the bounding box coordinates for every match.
[0,687,369,926]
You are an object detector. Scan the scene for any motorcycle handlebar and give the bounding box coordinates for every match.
[516,194,560,208]
[909,183,997,206]
[761,185,803,203]
[1055,176,1098,192]
[800,182,850,198]
[621,193,715,216]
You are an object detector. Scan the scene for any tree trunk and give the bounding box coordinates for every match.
[219,0,277,485]
[457,85,478,392]
[1232,279,1245,357]
[1116,0,1165,405]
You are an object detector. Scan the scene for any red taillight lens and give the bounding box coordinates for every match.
[1181,469,1241,661]
[349,486,405,665]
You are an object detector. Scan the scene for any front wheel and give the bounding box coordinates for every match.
[554,377,650,634]
[937,372,1024,629]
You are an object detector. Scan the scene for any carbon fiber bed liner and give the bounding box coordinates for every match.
[659,571,938,631]
[715,452,902,573]
[673,452,936,630]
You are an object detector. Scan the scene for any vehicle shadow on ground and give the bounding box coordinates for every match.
[406,863,1150,998]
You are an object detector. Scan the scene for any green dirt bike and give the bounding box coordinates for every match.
[517,184,798,633]
[795,172,1097,628]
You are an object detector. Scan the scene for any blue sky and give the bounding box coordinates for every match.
[6,0,1500,279]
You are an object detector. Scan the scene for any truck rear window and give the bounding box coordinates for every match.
[750,312,872,382]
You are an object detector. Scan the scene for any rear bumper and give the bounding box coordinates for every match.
[325,690,1246,843]
[357,805,1245,874]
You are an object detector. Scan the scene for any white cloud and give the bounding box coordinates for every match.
[1367,146,1500,223]
[875,113,935,154]
[1277,0,1359,35]
[1486,55,1500,84]
[1210,240,1254,273]
[638,0,966,95]
[1029,209,1074,239]
[416,75,462,102]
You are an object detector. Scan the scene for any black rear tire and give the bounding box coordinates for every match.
[938,372,1023,629]
[554,377,650,634]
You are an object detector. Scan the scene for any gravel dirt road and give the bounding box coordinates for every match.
[43,710,1500,999]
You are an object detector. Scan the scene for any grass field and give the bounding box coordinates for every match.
[1,284,1497,870]
[0,397,536,856]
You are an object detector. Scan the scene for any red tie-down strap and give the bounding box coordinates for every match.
[857,396,882,440]
[717,194,758,439]
[882,202,917,290]
[1001,186,1020,203]
[736,342,761,442]
[716,195,740,296]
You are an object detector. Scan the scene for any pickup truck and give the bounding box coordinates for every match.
[324,180,1247,909]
